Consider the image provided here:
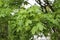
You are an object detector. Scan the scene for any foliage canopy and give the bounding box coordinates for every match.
[0,0,60,40]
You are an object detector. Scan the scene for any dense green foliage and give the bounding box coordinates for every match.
[0,0,60,40]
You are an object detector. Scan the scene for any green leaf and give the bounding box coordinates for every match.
[25,19,32,26]
[36,23,45,31]
[31,26,38,34]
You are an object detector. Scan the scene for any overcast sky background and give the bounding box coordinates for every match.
[11,0,54,15]
[24,0,40,9]
[24,0,54,9]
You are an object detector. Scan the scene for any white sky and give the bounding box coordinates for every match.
[27,0,36,5]
[11,0,54,15]
[23,0,40,9]
[23,0,54,9]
